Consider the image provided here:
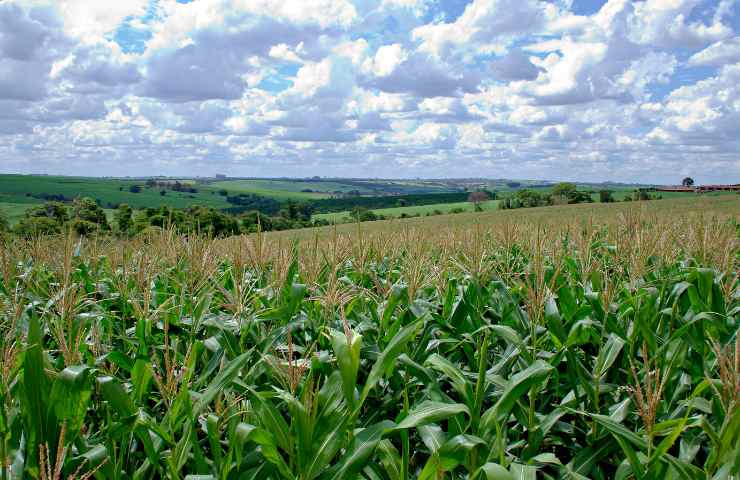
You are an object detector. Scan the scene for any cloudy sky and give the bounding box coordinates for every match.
[0,0,738,183]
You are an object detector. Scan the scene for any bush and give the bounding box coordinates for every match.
[114,204,134,234]
[599,190,614,203]
[14,216,62,236]
[71,219,100,235]
[350,206,378,222]
[72,197,109,230]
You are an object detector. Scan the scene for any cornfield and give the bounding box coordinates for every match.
[0,207,738,479]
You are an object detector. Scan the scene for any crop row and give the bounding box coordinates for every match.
[0,211,737,479]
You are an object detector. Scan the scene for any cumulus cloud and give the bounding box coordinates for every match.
[490,51,543,81]
[412,0,546,57]
[688,37,740,66]
[0,0,738,181]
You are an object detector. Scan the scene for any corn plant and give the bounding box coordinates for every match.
[0,208,737,479]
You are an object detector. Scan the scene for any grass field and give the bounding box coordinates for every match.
[295,194,740,240]
[210,179,336,199]
[313,199,501,221]
[0,175,230,210]
[209,178,461,200]
[0,203,34,224]
[0,194,736,478]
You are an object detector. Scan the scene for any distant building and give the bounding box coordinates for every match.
[215,174,227,180]
[654,184,740,192]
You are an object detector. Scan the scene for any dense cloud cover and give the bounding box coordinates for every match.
[0,0,738,182]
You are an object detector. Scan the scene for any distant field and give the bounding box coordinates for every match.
[210,178,460,199]
[0,203,34,224]
[1,175,730,230]
[313,199,500,221]
[281,194,740,240]
[210,180,336,199]
[0,175,229,210]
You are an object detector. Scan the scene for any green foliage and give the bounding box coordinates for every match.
[0,211,736,478]
[351,206,379,222]
[551,182,577,198]
[599,190,615,203]
[72,197,109,232]
[114,203,133,233]
[14,215,62,236]
[312,192,471,213]
[28,201,69,223]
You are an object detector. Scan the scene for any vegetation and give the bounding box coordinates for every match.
[468,191,492,211]
[0,196,737,478]
[313,200,500,223]
[311,192,473,213]
[599,190,615,203]
[0,175,229,211]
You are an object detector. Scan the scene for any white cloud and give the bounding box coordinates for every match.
[365,44,407,77]
[412,0,545,57]
[56,0,149,42]
[0,0,738,181]
[688,37,740,66]
[629,0,734,48]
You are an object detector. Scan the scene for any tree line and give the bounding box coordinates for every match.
[497,182,661,210]
[0,197,329,238]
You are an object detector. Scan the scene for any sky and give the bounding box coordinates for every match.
[0,0,738,183]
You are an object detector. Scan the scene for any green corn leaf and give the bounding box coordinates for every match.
[593,333,625,379]
[480,360,554,433]
[474,463,514,480]
[396,401,470,430]
[330,328,362,408]
[357,320,422,413]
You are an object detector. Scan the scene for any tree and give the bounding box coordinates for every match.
[27,201,69,224]
[515,189,546,208]
[0,209,8,232]
[114,204,134,234]
[682,177,695,187]
[468,191,490,208]
[350,206,377,222]
[599,190,614,203]
[72,197,109,230]
[551,182,577,198]
[129,185,142,193]
[15,216,61,236]
[241,211,272,232]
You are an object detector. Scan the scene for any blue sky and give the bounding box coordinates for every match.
[0,0,738,183]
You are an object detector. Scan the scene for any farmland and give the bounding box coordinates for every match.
[0,175,230,211]
[0,175,469,223]
[1,174,706,232]
[313,200,501,221]
[0,195,737,478]
[207,178,457,199]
